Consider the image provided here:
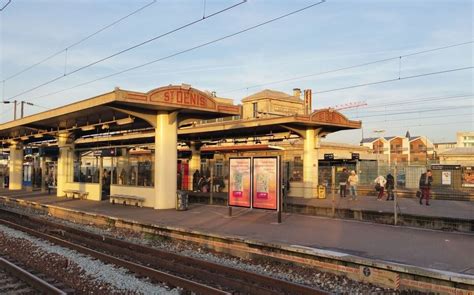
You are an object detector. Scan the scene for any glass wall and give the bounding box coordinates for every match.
[113,150,154,187]
[74,152,100,183]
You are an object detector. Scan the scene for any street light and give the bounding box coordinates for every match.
[2,100,17,120]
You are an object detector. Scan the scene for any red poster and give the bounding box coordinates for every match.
[228,158,251,207]
[252,157,279,210]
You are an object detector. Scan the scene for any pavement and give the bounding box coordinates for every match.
[1,189,474,276]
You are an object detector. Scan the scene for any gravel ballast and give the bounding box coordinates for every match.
[0,223,177,295]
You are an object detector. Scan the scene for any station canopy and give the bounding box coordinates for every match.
[0,84,361,150]
[0,84,240,148]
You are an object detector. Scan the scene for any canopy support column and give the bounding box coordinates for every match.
[189,142,201,191]
[303,128,320,198]
[9,142,23,190]
[154,111,178,209]
[57,132,74,197]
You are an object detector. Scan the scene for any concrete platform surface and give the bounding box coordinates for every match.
[1,189,474,276]
[288,196,474,220]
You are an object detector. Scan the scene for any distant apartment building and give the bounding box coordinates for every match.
[361,131,434,165]
[457,131,474,147]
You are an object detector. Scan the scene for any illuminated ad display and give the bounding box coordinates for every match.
[252,157,279,210]
[228,157,251,207]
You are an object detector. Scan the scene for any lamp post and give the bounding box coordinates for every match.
[373,129,385,175]
[2,100,17,120]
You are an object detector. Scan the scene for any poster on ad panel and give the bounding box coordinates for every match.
[252,157,279,210]
[228,157,251,207]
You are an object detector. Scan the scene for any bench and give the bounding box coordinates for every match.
[63,189,88,200]
[109,194,145,207]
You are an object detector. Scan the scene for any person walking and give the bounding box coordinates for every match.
[348,170,359,200]
[419,170,433,206]
[386,172,395,201]
[338,168,350,198]
[374,175,387,200]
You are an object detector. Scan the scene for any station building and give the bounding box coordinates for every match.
[0,84,362,209]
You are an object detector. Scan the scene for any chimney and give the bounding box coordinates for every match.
[303,89,312,115]
[293,88,301,99]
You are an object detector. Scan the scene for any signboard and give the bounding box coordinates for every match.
[441,171,452,185]
[351,153,360,160]
[462,167,474,187]
[228,157,251,208]
[431,164,461,170]
[324,153,334,160]
[252,157,279,210]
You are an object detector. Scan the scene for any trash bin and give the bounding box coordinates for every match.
[176,190,188,211]
[317,185,326,199]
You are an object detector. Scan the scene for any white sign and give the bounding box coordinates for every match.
[442,171,451,185]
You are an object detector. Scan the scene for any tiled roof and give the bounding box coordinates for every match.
[360,137,380,143]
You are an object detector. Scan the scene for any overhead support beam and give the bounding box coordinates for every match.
[281,125,306,138]
[107,106,157,127]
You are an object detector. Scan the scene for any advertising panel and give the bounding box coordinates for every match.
[252,157,279,210]
[441,171,452,185]
[462,167,474,187]
[228,157,251,207]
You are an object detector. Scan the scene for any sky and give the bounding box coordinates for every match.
[0,0,472,144]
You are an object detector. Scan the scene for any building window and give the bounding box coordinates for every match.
[252,102,258,118]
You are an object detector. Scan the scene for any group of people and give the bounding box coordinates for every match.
[191,170,225,193]
[338,168,359,200]
[373,173,395,201]
[338,167,433,205]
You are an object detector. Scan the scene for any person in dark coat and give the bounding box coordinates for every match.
[419,170,433,205]
[192,170,200,192]
[338,168,350,198]
[386,173,395,201]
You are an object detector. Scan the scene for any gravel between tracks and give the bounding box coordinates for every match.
[0,223,178,295]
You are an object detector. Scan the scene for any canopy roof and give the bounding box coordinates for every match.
[0,84,240,145]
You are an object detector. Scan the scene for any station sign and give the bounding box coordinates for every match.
[324,153,334,160]
[431,164,461,170]
[92,148,118,157]
[351,153,360,160]
[228,157,251,208]
[39,147,59,157]
[252,157,279,210]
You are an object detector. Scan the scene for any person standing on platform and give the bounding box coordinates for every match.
[419,170,433,206]
[386,172,395,201]
[192,170,200,192]
[338,168,350,198]
[374,175,387,200]
[348,170,359,200]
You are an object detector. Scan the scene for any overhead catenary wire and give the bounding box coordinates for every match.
[25,0,327,103]
[5,0,248,101]
[340,93,473,112]
[221,40,474,94]
[362,112,473,125]
[1,0,158,82]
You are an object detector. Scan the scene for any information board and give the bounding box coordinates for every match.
[252,157,279,210]
[228,157,251,207]
[441,171,451,185]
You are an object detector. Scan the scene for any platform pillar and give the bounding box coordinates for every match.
[8,142,23,190]
[57,132,74,197]
[189,142,201,191]
[40,156,47,193]
[154,111,178,209]
[303,128,319,198]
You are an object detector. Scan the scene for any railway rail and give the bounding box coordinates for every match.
[0,256,68,295]
[0,207,328,295]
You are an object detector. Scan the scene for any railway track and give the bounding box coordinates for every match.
[0,208,329,295]
[0,256,68,295]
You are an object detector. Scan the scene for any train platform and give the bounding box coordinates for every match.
[0,189,473,280]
